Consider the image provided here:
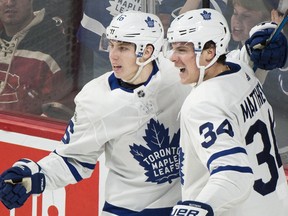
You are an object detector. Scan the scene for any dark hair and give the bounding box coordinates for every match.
[232,0,272,20]
[203,40,227,64]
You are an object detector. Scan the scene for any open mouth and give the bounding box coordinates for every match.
[112,65,122,73]
[180,68,186,73]
[232,27,243,35]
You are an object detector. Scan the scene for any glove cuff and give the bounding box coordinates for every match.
[31,173,45,194]
[13,158,46,194]
[13,158,42,175]
[171,200,214,216]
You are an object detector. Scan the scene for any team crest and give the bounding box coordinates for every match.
[130,118,180,184]
[201,10,211,20]
[145,16,155,28]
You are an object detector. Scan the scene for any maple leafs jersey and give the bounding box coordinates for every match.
[179,59,288,216]
[38,54,191,215]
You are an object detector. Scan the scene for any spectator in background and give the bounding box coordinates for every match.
[0,0,75,120]
[271,0,288,35]
[229,0,274,49]
[179,0,230,19]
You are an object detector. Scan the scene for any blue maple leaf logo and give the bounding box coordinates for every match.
[145,16,155,28]
[201,10,211,20]
[130,118,180,184]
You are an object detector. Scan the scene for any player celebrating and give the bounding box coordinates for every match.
[0,8,287,216]
[165,8,288,216]
[0,10,191,215]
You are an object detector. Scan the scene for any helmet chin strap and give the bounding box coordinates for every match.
[122,57,153,84]
[195,53,219,86]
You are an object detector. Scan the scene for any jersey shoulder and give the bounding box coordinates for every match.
[74,72,123,117]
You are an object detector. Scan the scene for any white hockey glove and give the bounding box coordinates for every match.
[170,200,214,216]
[0,159,45,209]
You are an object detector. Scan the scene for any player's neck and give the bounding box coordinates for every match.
[204,63,230,80]
[130,62,154,85]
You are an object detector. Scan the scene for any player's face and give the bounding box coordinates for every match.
[170,42,200,84]
[108,40,139,81]
[0,0,34,30]
[231,4,264,45]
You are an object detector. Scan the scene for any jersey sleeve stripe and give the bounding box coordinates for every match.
[207,147,248,170]
[78,161,96,170]
[210,165,253,176]
[53,150,83,182]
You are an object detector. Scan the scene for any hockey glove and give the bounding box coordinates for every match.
[245,22,287,71]
[170,200,214,216]
[0,159,45,209]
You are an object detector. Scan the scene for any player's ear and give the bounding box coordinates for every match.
[142,44,154,60]
[205,47,216,61]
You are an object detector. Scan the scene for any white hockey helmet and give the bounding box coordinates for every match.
[106,10,164,63]
[166,8,230,86]
[104,10,164,83]
[167,8,230,56]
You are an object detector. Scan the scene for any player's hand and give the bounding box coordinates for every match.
[170,200,214,216]
[0,159,45,209]
[245,22,287,71]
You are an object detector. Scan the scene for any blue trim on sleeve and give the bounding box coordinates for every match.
[207,147,247,170]
[103,201,172,216]
[79,161,96,170]
[211,165,253,175]
[53,151,95,182]
[207,147,253,175]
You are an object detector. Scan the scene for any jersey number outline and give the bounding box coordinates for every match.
[245,110,282,196]
[62,120,74,144]
[199,111,282,196]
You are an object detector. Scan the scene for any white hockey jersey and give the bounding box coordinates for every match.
[179,59,288,216]
[38,55,191,215]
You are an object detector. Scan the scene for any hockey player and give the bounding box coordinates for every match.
[165,8,288,216]
[0,10,191,215]
[0,9,287,216]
